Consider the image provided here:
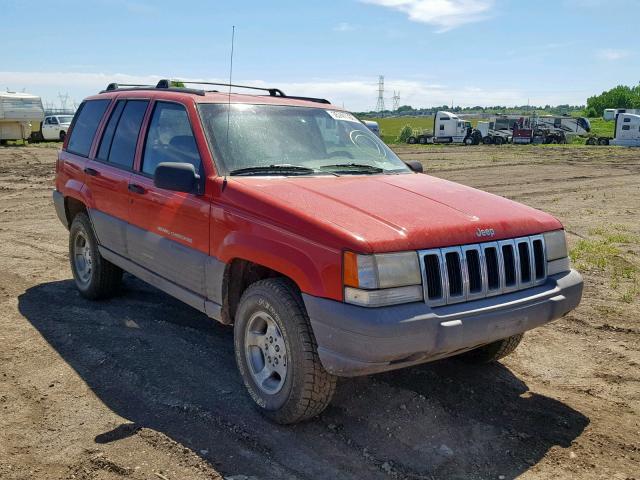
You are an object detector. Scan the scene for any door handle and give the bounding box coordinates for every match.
[128,183,146,195]
[84,167,99,177]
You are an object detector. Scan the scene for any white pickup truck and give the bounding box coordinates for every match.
[40,115,74,141]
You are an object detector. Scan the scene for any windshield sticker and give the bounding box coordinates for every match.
[326,110,359,122]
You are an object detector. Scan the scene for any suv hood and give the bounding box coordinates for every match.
[227,173,562,252]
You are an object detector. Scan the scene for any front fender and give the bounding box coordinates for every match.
[214,211,342,301]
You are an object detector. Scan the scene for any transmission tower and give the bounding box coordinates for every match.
[392,91,400,111]
[58,92,70,110]
[375,76,385,115]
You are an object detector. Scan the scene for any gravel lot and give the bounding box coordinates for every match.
[0,144,638,479]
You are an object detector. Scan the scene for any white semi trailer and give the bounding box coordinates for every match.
[604,108,640,121]
[0,92,45,144]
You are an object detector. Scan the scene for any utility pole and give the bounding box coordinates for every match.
[392,90,400,111]
[375,76,385,116]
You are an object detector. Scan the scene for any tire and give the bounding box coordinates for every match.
[460,334,523,363]
[69,212,123,299]
[598,137,609,146]
[463,136,473,145]
[493,136,504,146]
[59,131,66,142]
[407,136,417,144]
[483,136,493,145]
[234,278,336,424]
[418,135,427,145]
[586,137,597,146]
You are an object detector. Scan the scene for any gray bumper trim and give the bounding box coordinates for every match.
[303,269,583,377]
[52,190,68,229]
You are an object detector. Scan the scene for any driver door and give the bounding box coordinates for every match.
[127,100,210,296]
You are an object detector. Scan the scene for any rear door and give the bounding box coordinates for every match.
[127,100,210,296]
[84,99,149,257]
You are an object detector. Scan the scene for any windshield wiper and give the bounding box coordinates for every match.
[229,164,317,176]
[319,163,384,174]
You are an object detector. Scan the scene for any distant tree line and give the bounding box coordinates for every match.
[585,84,640,116]
[358,103,584,117]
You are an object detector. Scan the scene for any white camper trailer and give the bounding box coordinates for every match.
[604,108,640,121]
[0,92,45,143]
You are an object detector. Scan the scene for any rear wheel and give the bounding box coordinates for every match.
[460,334,523,363]
[493,136,504,146]
[69,212,123,299]
[586,137,597,146]
[418,135,428,145]
[483,136,493,145]
[598,137,609,146]
[234,278,336,424]
[407,136,417,144]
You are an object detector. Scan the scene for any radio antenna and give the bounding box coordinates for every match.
[225,25,235,148]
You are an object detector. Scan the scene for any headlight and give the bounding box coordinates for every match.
[343,251,423,307]
[544,230,570,275]
[544,230,568,260]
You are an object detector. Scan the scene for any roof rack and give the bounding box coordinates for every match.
[100,79,331,104]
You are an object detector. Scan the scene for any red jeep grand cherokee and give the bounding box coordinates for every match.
[53,80,583,424]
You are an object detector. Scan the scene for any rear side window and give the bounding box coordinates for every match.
[141,102,201,176]
[100,100,149,169]
[66,99,110,157]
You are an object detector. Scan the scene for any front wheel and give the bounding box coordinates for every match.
[234,278,336,424]
[460,333,523,363]
[69,212,123,299]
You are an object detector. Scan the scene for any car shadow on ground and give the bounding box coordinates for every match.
[18,277,589,479]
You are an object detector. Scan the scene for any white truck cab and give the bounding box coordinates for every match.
[42,115,74,141]
[433,111,469,143]
[611,113,640,147]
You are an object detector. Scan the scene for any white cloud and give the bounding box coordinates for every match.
[360,0,495,31]
[595,48,631,61]
[0,71,585,112]
[334,22,357,32]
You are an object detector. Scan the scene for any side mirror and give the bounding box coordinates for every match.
[405,160,424,173]
[154,162,200,193]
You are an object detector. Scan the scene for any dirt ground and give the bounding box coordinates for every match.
[0,144,638,480]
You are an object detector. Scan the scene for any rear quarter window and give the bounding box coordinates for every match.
[66,99,110,157]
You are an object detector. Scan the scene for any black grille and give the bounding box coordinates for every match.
[518,242,531,283]
[502,244,516,286]
[445,251,463,297]
[424,254,442,300]
[466,249,482,293]
[485,247,500,290]
[533,239,545,280]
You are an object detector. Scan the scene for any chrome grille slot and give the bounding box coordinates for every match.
[445,251,463,297]
[419,234,548,307]
[424,254,443,300]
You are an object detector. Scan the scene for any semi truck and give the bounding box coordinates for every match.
[586,113,640,146]
[0,92,45,144]
[406,111,480,145]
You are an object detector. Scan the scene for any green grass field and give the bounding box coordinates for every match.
[370,116,615,144]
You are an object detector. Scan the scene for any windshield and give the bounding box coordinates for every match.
[198,104,409,175]
[58,115,73,124]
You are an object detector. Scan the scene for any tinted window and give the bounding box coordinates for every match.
[67,100,110,157]
[623,117,630,122]
[622,125,630,130]
[97,100,126,161]
[142,102,201,176]
[106,100,148,169]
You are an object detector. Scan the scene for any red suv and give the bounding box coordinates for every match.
[53,80,583,423]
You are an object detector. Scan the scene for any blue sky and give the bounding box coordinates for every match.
[1,0,638,111]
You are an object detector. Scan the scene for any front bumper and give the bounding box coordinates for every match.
[303,269,583,376]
